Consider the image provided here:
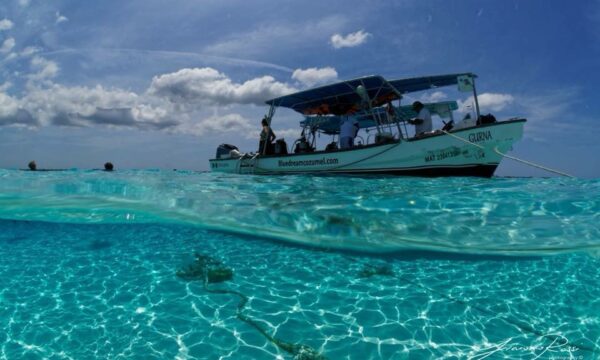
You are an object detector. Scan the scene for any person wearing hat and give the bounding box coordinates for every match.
[408,101,432,136]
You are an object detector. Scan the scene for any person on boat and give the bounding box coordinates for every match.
[408,101,432,135]
[259,117,276,154]
[339,117,359,149]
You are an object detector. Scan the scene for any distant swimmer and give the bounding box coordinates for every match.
[104,162,114,171]
[22,161,67,171]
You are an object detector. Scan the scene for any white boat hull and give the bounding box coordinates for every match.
[209,119,525,177]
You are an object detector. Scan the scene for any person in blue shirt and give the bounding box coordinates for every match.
[339,117,359,149]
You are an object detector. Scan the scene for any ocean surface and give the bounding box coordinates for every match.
[0,169,598,359]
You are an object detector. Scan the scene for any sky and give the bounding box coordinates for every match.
[0,0,599,177]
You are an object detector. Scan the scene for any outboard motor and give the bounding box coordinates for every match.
[229,149,243,158]
[216,144,239,159]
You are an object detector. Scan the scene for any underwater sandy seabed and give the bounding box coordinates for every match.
[1,219,598,360]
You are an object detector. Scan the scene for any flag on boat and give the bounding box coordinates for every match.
[457,75,474,92]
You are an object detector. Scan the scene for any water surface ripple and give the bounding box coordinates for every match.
[1,169,598,255]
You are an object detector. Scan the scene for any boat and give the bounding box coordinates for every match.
[209,73,526,177]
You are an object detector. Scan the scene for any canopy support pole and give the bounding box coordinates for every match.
[266,103,276,125]
[385,79,407,140]
[472,77,481,120]
[357,80,383,134]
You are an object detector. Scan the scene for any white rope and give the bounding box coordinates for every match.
[441,130,575,178]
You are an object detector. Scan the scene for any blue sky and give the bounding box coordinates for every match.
[0,0,599,177]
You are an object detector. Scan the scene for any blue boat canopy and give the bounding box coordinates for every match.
[266,73,475,116]
[265,75,399,116]
[388,73,476,94]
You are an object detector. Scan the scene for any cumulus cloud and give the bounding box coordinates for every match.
[0,37,16,53]
[458,93,514,113]
[419,91,448,103]
[19,83,174,128]
[272,128,302,141]
[181,113,256,138]
[149,67,296,105]
[0,19,14,31]
[28,56,59,82]
[330,30,371,49]
[0,90,37,126]
[0,91,19,118]
[55,11,68,24]
[292,67,338,87]
[78,108,177,130]
[0,80,177,130]
[0,65,301,138]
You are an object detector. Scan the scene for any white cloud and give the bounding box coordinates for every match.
[330,30,371,49]
[17,83,179,130]
[28,56,59,82]
[0,89,37,127]
[0,91,19,118]
[0,65,300,136]
[458,93,514,113]
[292,67,338,87]
[148,67,296,105]
[56,11,68,24]
[181,113,256,138]
[419,91,448,103]
[22,84,137,125]
[0,19,14,31]
[0,37,16,53]
[272,128,301,141]
[18,0,30,7]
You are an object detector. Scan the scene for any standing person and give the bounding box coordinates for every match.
[408,101,432,135]
[259,117,276,155]
[339,117,359,149]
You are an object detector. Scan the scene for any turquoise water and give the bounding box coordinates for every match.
[0,169,599,359]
